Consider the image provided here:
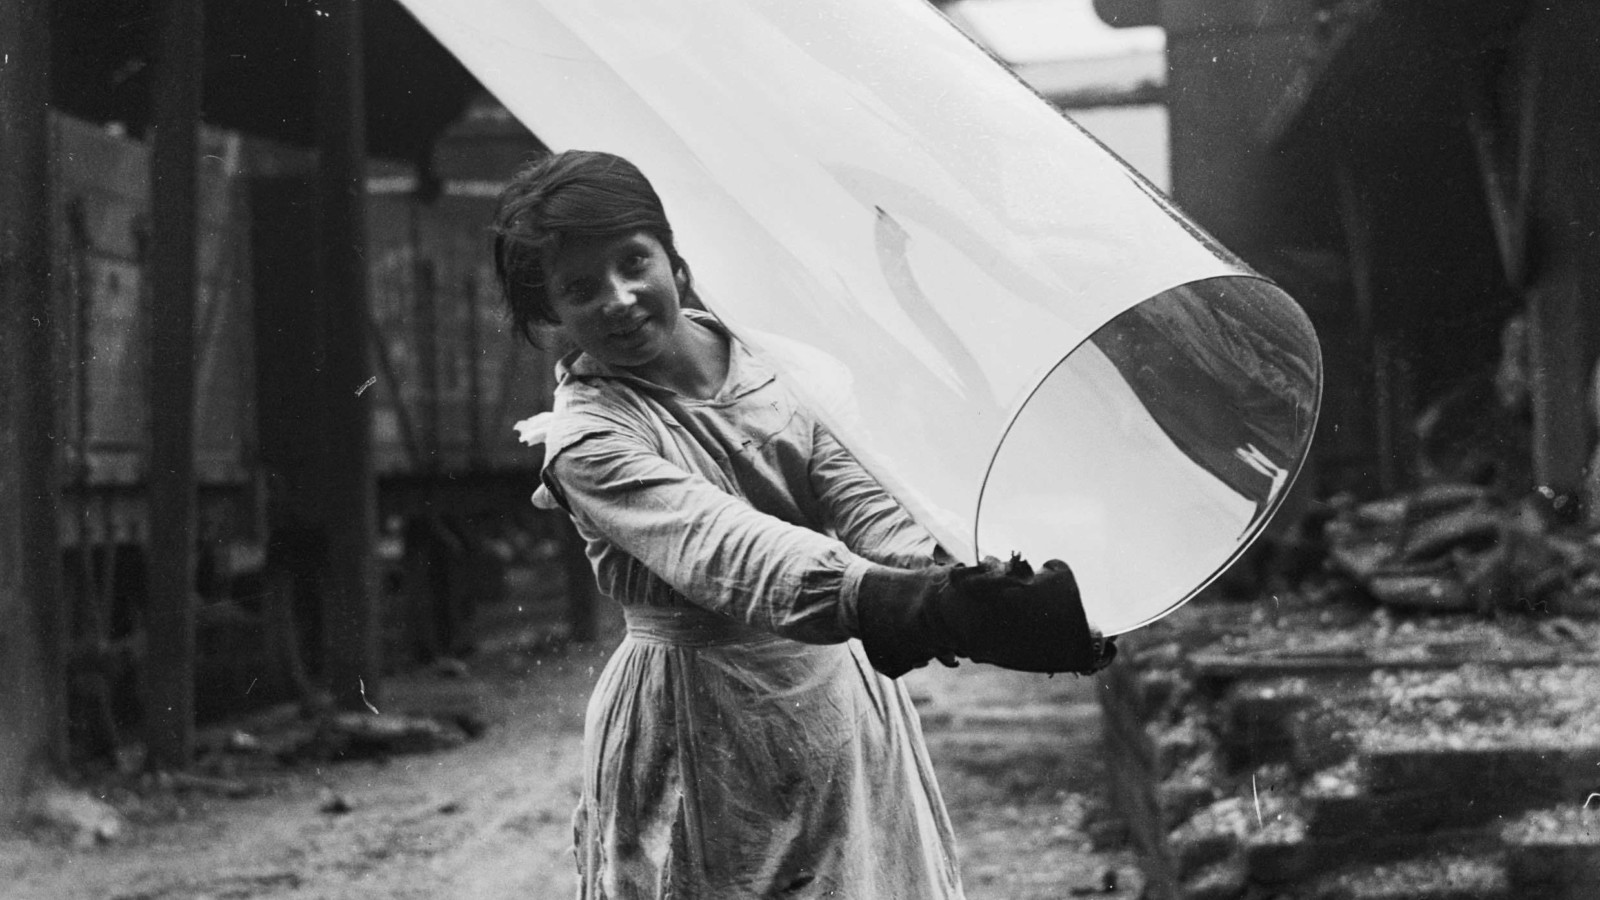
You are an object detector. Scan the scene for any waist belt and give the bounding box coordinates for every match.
[624,605,770,647]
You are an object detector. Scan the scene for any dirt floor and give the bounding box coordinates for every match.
[0,591,1139,900]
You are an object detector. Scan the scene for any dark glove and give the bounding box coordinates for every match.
[852,553,1117,679]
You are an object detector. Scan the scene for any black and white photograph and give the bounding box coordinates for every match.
[1,1,1596,898]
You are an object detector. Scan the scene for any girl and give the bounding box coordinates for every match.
[494,150,1111,898]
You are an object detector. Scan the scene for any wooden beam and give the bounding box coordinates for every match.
[1528,281,1588,503]
[315,0,381,712]
[363,300,426,469]
[1464,55,1539,290]
[1334,161,1400,494]
[0,0,68,800]
[144,0,204,771]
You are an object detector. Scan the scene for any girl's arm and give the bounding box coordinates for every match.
[808,423,949,569]
[549,430,875,644]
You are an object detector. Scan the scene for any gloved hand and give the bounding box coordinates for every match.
[851,553,1116,679]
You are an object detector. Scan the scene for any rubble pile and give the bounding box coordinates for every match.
[1323,482,1600,617]
[1100,552,1600,900]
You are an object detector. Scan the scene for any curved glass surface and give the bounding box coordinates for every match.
[977,277,1321,635]
[396,0,1324,634]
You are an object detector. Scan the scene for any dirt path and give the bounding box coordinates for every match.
[2,624,603,900]
[2,621,1137,900]
[912,665,1141,900]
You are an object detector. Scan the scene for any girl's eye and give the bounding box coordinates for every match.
[561,279,597,303]
[620,254,649,274]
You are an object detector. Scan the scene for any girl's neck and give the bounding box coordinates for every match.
[626,314,730,400]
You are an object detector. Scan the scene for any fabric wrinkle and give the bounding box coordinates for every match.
[552,311,964,899]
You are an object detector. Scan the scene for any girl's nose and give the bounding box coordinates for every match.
[600,274,638,317]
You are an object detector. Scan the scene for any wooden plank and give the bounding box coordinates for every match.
[1528,280,1591,498]
[315,0,381,713]
[144,0,204,771]
[0,0,68,799]
[1463,55,1539,290]
[1334,161,1399,494]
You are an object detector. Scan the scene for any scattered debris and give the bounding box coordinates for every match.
[431,657,470,679]
[1323,482,1600,617]
[192,700,485,767]
[318,789,354,816]
[311,711,470,761]
[225,729,262,753]
[153,770,259,799]
[26,783,125,848]
[1312,855,1509,899]
[1503,805,1600,846]
[449,711,490,740]
[1067,866,1124,896]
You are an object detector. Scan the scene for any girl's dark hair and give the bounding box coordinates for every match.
[493,150,694,345]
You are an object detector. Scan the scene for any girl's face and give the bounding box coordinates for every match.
[544,230,688,370]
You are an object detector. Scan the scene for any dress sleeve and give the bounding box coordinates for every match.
[548,429,876,644]
[808,423,949,569]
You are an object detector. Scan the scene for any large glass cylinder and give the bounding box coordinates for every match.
[397,0,1323,635]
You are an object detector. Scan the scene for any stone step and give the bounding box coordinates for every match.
[1219,666,1600,774]
[1306,788,1505,839]
[1502,807,1600,900]
[1305,855,1510,900]
[1361,743,1599,806]
[1244,828,1498,888]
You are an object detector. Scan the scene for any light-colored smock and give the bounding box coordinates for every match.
[539,311,964,899]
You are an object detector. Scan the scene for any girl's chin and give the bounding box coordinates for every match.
[599,338,664,368]
[607,325,655,353]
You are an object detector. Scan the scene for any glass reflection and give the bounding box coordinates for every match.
[977,277,1322,635]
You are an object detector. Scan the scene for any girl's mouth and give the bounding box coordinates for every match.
[612,319,649,340]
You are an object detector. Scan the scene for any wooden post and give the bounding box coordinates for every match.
[1334,161,1397,494]
[411,206,442,471]
[316,0,381,711]
[144,0,204,770]
[0,0,68,801]
[1529,282,1589,503]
